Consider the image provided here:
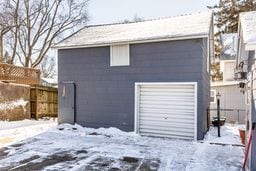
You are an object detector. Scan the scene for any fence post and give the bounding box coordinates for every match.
[216,92,221,137]
[35,86,38,120]
[237,109,240,124]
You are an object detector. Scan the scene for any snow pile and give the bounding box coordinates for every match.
[0,98,28,111]
[204,124,242,145]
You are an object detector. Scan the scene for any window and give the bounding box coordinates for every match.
[110,44,130,66]
[210,90,216,103]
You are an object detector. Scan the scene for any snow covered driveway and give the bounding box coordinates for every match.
[0,121,244,171]
[0,119,57,148]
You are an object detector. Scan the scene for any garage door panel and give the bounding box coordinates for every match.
[139,119,194,125]
[136,83,196,140]
[140,111,194,117]
[140,88,194,93]
[140,100,194,106]
[140,132,193,140]
[140,107,194,114]
[140,92,194,96]
[139,116,194,123]
[140,103,194,110]
[140,105,194,111]
[140,99,194,104]
[140,85,194,89]
[141,96,194,101]
[140,125,194,134]
[140,113,194,119]
[139,129,194,138]
[140,120,194,129]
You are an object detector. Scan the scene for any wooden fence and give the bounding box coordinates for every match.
[0,63,40,85]
[0,82,30,121]
[30,85,58,119]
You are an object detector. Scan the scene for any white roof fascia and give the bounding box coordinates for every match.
[54,34,209,50]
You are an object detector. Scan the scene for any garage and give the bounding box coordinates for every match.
[135,82,197,140]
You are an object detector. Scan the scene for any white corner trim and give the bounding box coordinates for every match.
[194,82,198,141]
[134,83,140,133]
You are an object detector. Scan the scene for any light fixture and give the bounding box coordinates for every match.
[216,92,221,100]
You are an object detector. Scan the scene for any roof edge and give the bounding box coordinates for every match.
[245,43,256,51]
[211,81,239,87]
[53,34,209,50]
[53,11,213,50]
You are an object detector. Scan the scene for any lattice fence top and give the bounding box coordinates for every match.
[0,63,40,85]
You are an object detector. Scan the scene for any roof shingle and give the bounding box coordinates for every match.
[55,11,213,49]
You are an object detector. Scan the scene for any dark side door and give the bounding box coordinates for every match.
[58,82,76,124]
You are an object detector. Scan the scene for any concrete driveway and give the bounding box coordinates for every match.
[0,121,244,171]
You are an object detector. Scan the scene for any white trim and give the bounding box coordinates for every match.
[245,43,256,51]
[221,59,236,63]
[135,82,198,85]
[236,20,243,66]
[53,34,209,50]
[194,82,198,141]
[110,44,130,66]
[134,82,198,140]
[134,84,140,133]
[211,81,239,87]
[210,89,217,104]
[207,36,210,73]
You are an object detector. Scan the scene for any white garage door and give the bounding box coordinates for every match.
[135,83,197,140]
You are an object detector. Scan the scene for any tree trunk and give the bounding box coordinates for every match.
[25,57,30,67]
[0,35,3,63]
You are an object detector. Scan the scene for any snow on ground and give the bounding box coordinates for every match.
[0,98,28,110]
[0,119,57,147]
[204,124,243,145]
[0,121,244,171]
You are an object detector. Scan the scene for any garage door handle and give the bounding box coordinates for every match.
[164,117,167,120]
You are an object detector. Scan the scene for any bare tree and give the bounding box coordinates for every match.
[0,0,18,62]
[121,14,144,23]
[40,55,56,78]
[2,0,89,68]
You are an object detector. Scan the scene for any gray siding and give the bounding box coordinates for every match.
[202,38,210,134]
[247,51,255,72]
[58,39,210,140]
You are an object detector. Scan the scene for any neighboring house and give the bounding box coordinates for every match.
[220,33,237,81]
[40,77,58,87]
[54,12,214,140]
[210,33,246,124]
[211,82,246,124]
[236,11,256,171]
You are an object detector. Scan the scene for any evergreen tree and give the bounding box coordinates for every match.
[209,0,256,33]
[208,0,256,82]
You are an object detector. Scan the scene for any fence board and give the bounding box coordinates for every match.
[0,63,40,85]
[30,85,58,119]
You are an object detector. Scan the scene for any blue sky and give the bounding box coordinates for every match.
[88,0,219,24]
